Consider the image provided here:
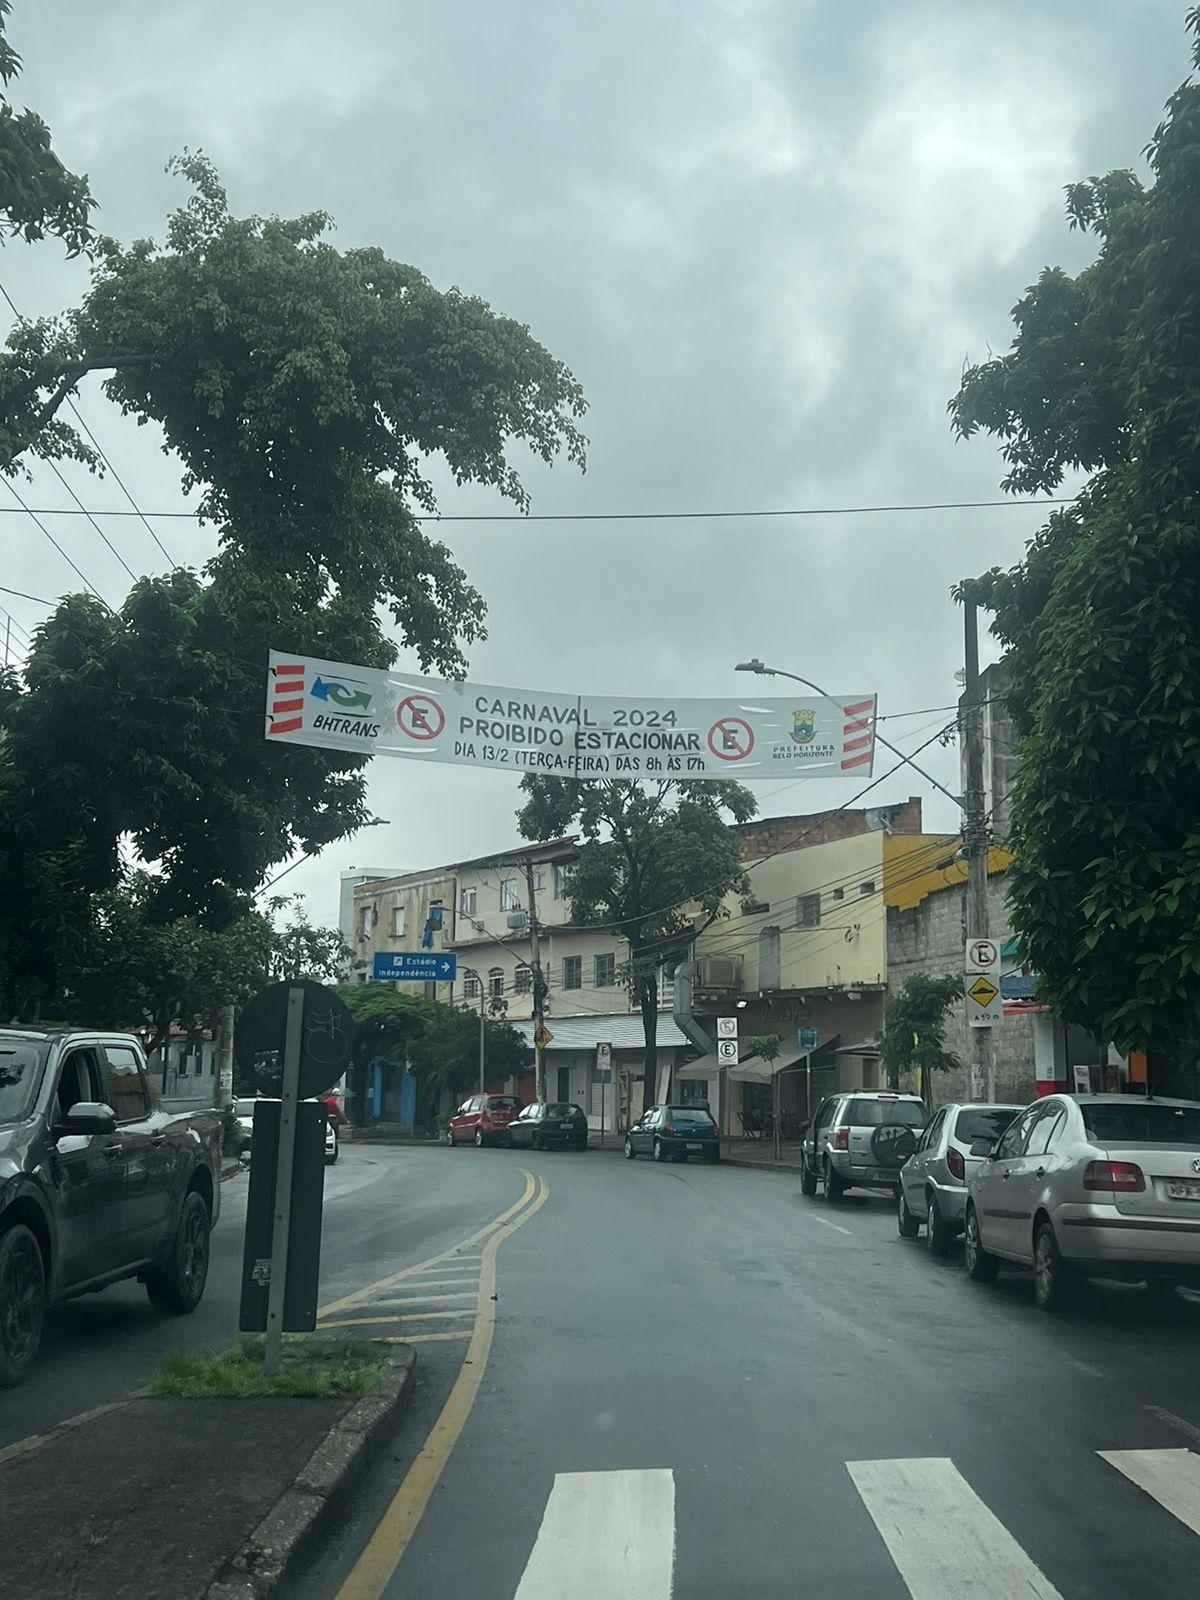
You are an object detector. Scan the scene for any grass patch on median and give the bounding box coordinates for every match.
[150,1336,388,1399]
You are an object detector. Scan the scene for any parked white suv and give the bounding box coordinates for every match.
[801,1091,929,1202]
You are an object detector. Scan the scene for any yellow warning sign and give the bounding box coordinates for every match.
[533,1023,554,1049]
[967,976,999,1007]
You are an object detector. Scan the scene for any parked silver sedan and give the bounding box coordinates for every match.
[964,1094,1200,1310]
[897,1102,1023,1253]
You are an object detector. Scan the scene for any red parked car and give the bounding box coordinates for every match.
[446,1093,524,1147]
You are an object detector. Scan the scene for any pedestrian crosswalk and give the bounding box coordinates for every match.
[504,1448,1199,1599]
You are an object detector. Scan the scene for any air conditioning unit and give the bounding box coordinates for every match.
[697,955,744,990]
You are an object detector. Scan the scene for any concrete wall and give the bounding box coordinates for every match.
[886,868,1036,1104]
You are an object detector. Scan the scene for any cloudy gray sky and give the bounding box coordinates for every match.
[2,1,1187,925]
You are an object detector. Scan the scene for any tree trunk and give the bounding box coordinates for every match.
[638,971,660,1111]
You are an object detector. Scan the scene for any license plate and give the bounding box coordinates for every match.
[558,1122,573,1129]
[687,1142,702,1150]
[1165,1178,1200,1200]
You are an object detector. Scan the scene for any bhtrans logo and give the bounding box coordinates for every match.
[790,708,816,744]
[267,663,381,740]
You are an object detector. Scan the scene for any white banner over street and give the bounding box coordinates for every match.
[265,651,877,781]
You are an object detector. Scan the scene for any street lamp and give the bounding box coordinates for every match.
[734,659,963,812]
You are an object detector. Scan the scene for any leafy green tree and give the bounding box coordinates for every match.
[948,13,1200,1063]
[34,871,346,1068]
[0,152,586,664]
[336,985,530,1125]
[880,974,962,1096]
[0,153,585,1007]
[516,779,756,1100]
[0,2,94,254]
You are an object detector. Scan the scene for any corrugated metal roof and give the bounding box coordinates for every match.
[511,1014,690,1051]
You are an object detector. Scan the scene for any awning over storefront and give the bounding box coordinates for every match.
[511,1014,691,1053]
[708,1035,843,1085]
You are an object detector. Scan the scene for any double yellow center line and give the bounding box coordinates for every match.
[329,1167,550,1600]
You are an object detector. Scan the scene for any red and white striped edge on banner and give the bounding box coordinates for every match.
[840,697,876,771]
[268,662,307,736]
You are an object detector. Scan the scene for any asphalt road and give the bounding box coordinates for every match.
[292,1143,1200,1600]
[0,1144,521,1451]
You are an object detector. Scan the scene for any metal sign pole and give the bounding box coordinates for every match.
[264,985,305,1378]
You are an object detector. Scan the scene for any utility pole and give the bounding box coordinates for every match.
[523,858,548,1103]
[478,982,486,1093]
[962,596,995,1101]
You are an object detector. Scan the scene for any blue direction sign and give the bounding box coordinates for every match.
[373,951,458,983]
[796,1027,820,1051]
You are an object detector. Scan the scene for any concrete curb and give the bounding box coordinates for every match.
[206,1343,417,1600]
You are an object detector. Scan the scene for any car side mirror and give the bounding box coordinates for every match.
[60,1102,118,1136]
[969,1138,995,1158]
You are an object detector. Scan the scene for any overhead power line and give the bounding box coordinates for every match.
[0,495,1073,527]
[0,277,176,572]
[2,476,107,604]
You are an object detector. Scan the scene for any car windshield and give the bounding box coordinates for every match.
[956,1108,1023,1144]
[0,1040,47,1124]
[545,1103,578,1116]
[844,1099,927,1128]
[1083,1103,1200,1149]
[487,1097,521,1111]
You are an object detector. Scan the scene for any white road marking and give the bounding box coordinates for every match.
[1144,1406,1200,1448]
[1099,1448,1200,1538]
[847,1457,1064,1599]
[811,1215,853,1236]
[514,1469,674,1600]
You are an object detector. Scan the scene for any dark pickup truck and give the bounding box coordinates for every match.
[0,1028,222,1386]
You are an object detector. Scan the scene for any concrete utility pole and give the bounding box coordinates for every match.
[962,597,995,1102]
[523,858,548,1103]
[213,1003,235,1108]
[478,982,487,1093]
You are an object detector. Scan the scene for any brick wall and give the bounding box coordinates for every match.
[886,868,1036,1103]
[735,797,923,863]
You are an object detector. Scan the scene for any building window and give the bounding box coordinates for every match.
[859,881,876,896]
[796,893,821,929]
[594,953,615,988]
[532,865,546,891]
[462,969,481,1000]
[554,864,573,901]
[488,967,505,1000]
[391,904,405,938]
[563,955,582,990]
[514,964,532,994]
[500,880,519,911]
[357,905,373,942]
[460,887,476,917]
[831,887,845,902]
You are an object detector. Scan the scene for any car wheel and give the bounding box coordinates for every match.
[1033,1220,1073,1312]
[964,1204,999,1284]
[325,1140,339,1166]
[146,1190,211,1316]
[897,1186,920,1238]
[799,1153,818,1196]
[653,1138,666,1163]
[0,1222,46,1389]
[474,1128,485,1148]
[532,1132,543,1152]
[623,1136,636,1159]
[926,1193,954,1256]
[822,1161,845,1203]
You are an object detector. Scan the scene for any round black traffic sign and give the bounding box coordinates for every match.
[234,980,354,1100]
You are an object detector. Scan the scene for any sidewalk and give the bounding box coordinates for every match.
[0,1344,415,1600]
